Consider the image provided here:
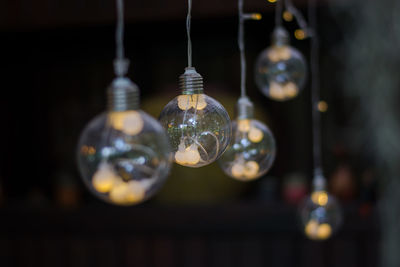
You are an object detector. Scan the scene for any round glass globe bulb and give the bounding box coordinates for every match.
[300,190,343,240]
[159,93,231,168]
[77,110,172,205]
[255,44,307,101]
[218,119,276,181]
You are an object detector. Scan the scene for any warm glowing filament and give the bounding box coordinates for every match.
[174,142,201,165]
[109,111,144,135]
[125,180,146,203]
[238,119,251,133]
[248,127,264,143]
[243,161,260,178]
[92,163,117,193]
[269,82,286,100]
[284,82,299,98]
[177,94,207,111]
[311,191,329,206]
[267,46,291,62]
[317,223,332,240]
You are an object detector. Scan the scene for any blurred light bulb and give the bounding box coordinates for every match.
[77,77,172,206]
[255,27,307,101]
[159,67,231,168]
[219,98,276,181]
[300,178,343,240]
[283,11,293,22]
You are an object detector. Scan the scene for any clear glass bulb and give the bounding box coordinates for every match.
[255,27,307,101]
[300,190,343,240]
[77,78,172,205]
[218,118,276,181]
[159,68,231,168]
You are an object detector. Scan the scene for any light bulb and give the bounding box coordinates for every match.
[219,98,276,181]
[77,77,172,205]
[300,182,342,240]
[159,67,231,168]
[255,27,307,101]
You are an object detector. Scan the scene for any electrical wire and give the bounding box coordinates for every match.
[285,0,309,34]
[187,0,193,67]
[275,0,283,27]
[238,0,247,98]
[308,0,323,178]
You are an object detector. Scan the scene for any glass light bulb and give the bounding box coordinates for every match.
[255,43,307,101]
[159,68,231,168]
[77,79,172,206]
[300,191,342,241]
[219,119,276,181]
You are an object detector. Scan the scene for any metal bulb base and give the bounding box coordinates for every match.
[236,97,254,120]
[272,26,290,46]
[107,77,140,111]
[179,67,204,95]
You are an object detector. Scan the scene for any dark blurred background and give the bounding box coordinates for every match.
[1,0,399,266]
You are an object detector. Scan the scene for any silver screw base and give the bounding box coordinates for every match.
[236,97,254,120]
[179,67,204,95]
[107,77,140,111]
[272,26,290,46]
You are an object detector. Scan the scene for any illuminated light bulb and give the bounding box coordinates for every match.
[243,161,260,178]
[219,98,276,181]
[92,162,117,193]
[238,119,251,133]
[300,175,343,240]
[255,26,307,101]
[77,77,172,206]
[248,127,264,143]
[317,223,332,240]
[159,67,231,168]
[294,29,306,40]
[318,101,328,112]
[283,10,293,22]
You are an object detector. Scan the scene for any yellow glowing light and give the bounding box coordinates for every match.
[177,94,207,111]
[125,180,146,203]
[295,29,306,40]
[178,95,191,110]
[244,161,259,178]
[311,190,329,206]
[109,181,129,204]
[92,163,117,193]
[109,111,144,135]
[317,223,332,240]
[248,127,264,143]
[185,144,201,165]
[191,94,207,110]
[251,13,262,20]
[284,82,299,98]
[269,82,286,101]
[318,101,328,112]
[268,0,277,3]
[268,46,291,62]
[283,11,293,22]
[238,119,251,133]
[305,219,319,238]
[231,162,245,178]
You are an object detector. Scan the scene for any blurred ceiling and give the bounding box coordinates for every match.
[0,0,325,31]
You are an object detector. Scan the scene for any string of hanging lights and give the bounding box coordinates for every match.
[76,0,172,206]
[218,0,276,181]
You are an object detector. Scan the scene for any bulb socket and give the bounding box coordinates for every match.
[107,77,140,111]
[272,26,290,46]
[236,97,254,120]
[179,67,204,95]
[312,168,327,191]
